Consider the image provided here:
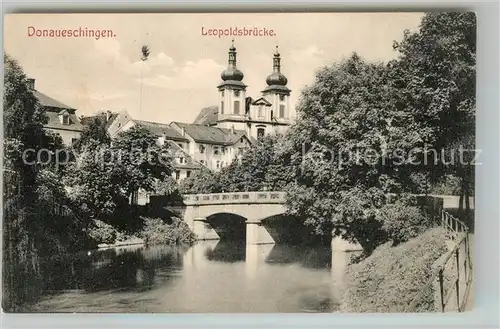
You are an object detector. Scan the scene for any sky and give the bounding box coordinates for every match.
[4,13,424,124]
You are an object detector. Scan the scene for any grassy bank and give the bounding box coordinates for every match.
[340,227,448,312]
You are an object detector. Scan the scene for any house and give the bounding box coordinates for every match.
[29,78,84,145]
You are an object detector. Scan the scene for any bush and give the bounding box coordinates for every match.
[87,219,118,244]
[139,217,196,246]
[431,174,462,195]
[340,227,448,312]
[380,198,434,246]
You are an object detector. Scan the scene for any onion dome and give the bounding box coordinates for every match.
[265,46,288,86]
[220,40,244,82]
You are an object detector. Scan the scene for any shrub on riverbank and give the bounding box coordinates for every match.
[340,227,447,312]
[380,198,435,246]
[87,219,119,244]
[139,217,196,246]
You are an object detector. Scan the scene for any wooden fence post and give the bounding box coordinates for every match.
[455,248,460,310]
[439,268,445,312]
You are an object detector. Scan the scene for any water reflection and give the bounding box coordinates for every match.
[16,241,355,313]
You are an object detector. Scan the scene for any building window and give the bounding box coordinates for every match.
[186,170,191,178]
[258,105,263,117]
[71,138,78,145]
[221,146,226,155]
[216,160,221,169]
[59,112,70,125]
[221,101,224,114]
[280,94,285,101]
[234,100,240,115]
[199,144,205,154]
[179,157,185,164]
[234,90,240,97]
[237,147,244,156]
[279,105,285,118]
[213,147,220,155]
[175,170,180,180]
[257,127,265,139]
[221,90,225,97]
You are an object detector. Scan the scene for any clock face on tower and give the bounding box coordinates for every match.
[279,94,285,101]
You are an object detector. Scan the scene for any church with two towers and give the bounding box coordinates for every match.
[105,41,294,181]
[202,40,293,140]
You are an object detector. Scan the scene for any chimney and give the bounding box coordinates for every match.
[27,78,35,90]
[181,127,186,137]
[106,110,112,121]
[231,125,235,134]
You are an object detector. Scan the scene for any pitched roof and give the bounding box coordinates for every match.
[252,97,272,106]
[134,120,188,142]
[165,140,203,170]
[33,90,75,111]
[81,112,119,130]
[193,105,219,126]
[44,111,84,132]
[172,122,248,146]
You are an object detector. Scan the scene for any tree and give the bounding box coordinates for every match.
[73,117,111,152]
[111,125,174,200]
[391,12,476,214]
[3,54,47,197]
[179,167,222,194]
[64,140,123,222]
[178,135,293,194]
[66,125,174,225]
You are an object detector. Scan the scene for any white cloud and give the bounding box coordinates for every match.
[290,45,325,64]
[142,58,224,91]
[125,52,175,76]
[93,38,128,64]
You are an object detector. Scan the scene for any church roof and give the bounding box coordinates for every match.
[172,122,248,146]
[193,105,219,126]
[134,120,188,142]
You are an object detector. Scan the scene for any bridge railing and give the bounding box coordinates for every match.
[182,191,286,206]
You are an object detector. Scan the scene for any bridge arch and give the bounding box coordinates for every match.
[205,212,247,241]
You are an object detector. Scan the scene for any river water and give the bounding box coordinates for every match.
[28,241,354,313]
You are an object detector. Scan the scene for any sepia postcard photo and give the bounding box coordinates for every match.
[2,12,476,313]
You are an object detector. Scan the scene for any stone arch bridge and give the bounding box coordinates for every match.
[151,191,361,249]
[182,191,287,245]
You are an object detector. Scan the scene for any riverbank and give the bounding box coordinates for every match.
[89,216,196,250]
[339,227,448,312]
[97,236,144,249]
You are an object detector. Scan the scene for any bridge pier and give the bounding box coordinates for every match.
[193,217,219,240]
[246,221,274,245]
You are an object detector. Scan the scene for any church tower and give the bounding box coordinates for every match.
[262,46,291,130]
[217,40,247,125]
